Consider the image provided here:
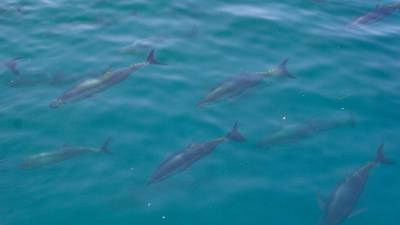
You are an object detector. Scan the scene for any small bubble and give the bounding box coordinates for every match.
[147,202,152,207]
[282,116,286,120]
[162,216,166,219]
[130,167,134,171]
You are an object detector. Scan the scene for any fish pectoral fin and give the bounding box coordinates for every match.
[316,192,327,210]
[348,208,367,219]
[101,66,113,77]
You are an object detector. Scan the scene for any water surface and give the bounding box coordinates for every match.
[0,1,399,225]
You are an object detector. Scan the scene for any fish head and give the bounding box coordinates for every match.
[49,98,64,108]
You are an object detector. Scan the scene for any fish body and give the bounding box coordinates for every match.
[19,137,112,169]
[318,145,394,225]
[349,3,400,27]
[258,115,354,149]
[148,123,245,185]
[50,50,163,108]
[197,59,293,107]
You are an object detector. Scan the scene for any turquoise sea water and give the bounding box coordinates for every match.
[0,0,399,224]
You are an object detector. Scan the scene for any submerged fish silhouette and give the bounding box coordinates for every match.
[50,50,164,108]
[317,145,394,225]
[197,59,293,107]
[348,2,400,28]
[19,137,112,169]
[148,122,245,185]
[258,114,355,149]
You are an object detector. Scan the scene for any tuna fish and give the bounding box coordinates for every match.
[148,122,245,185]
[19,137,112,169]
[258,114,354,149]
[317,145,394,225]
[49,50,164,108]
[197,59,293,107]
[348,2,400,28]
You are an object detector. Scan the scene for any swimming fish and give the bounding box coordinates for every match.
[50,50,164,108]
[317,145,394,225]
[197,59,293,107]
[19,137,112,169]
[148,122,245,185]
[258,114,354,149]
[348,2,400,28]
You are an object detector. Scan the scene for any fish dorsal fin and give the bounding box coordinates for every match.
[317,192,328,211]
[101,66,113,78]
[103,65,112,74]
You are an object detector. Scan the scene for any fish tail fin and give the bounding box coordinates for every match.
[226,122,245,142]
[101,137,112,154]
[375,144,394,165]
[146,49,166,65]
[276,58,294,78]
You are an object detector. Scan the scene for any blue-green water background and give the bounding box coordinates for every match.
[0,0,399,224]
